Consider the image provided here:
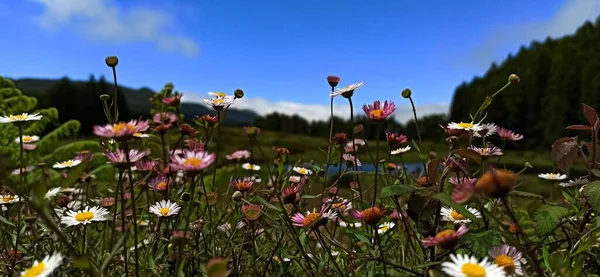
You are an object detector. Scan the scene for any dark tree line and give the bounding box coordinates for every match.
[450,17,600,150]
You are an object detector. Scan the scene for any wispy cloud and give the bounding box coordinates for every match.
[182,92,448,124]
[32,0,199,57]
[469,0,600,66]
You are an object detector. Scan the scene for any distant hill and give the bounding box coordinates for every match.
[11,77,260,127]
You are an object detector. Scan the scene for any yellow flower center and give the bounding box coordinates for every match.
[303,212,321,227]
[61,160,75,167]
[159,207,171,216]
[21,262,46,277]
[9,114,26,121]
[508,224,519,233]
[235,182,251,191]
[133,133,143,137]
[156,182,167,190]
[369,109,384,119]
[333,202,347,210]
[214,92,226,97]
[457,122,474,129]
[22,136,33,142]
[379,225,389,232]
[495,254,516,273]
[297,168,307,174]
[435,229,456,239]
[450,210,465,221]
[2,195,15,203]
[548,173,559,179]
[112,123,135,134]
[183,157,203,167]
[461,263,486,277]
[75,211,95,222]
[212,98,224,105]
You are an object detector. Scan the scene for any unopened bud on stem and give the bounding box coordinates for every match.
[105,56,119,68]
[99,94,110,101]
[234,88,244,99]
[401,88,412,98]
[508,74,520,83]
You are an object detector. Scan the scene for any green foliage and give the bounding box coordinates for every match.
[533,204,570,235]
[582,181,600,214]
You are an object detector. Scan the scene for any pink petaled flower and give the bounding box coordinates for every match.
[344,138,366,153]
[22,144,37,151]
[327,75,340,87]
[362,100,396,121]
[497,127,524,142]
[170,150,216,172]
[93,120,150,140]
[163,94,183,106]
[184,139,205,151]
[152,112,177,126]
[226,150,251,161]
[342,153,361,167]
[489,244,526,276]
[421,225,469,249]
[290,207,337,229]
[385,131,408,147]
[389,209,403,220]
[134,160,158,172]
[104,149,149,164]
[74,150,95,162]
[282,183,303,204]
[243,126,261,137]
[231,177,255,193]
[450,178,476,204]
[148,176,170,191]
[468,145,503,156]
[352,207,385,225]
[324,197,353,213]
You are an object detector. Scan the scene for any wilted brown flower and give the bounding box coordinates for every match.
[332,132,348,145]
[179,123,198,136]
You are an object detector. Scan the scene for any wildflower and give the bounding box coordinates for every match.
[243,126,261,137]
[401,88,412,98]
[450,178,477,204]
[0,194,20,204]
[104,149,148,164]
[217,222,246,234]
[133,133,149,138]
[231,178,255,193]
[391,146,411,155]
[149,200,181,217]
[45,188,62,200]
[170,150,216,172]
[0,113,42,123]
[61,206,109,226]
[497,127,523,142]
[53,159,82,169]
[325,198,353,213]
[179,123,198,136]
[447,122,483,132]
[327,75,341,88]
[163,94,183,106]
[421,225,469,249]
[330,81,363,98]
[389,209,403,220]
[282,184,303,204]
[489,245,526,276]
[153,112,177,125]
[442,254,506,277]
[105,55,118,67]
[185,139,205,151]
[378,222,395,234]
[190,219,205,231]
[197,115,219,127]
[203,94,235,111]
[538,173,567,180]
[473,123,498,138]
[93,119,150,140]
[242,163,261,171]
[338,219,362,228]
[15,135,40,144]
[99,197,115,208]
[468,146,503,156]
[234,88,244,99]
[440,206,481,224]
[559,176,589,187]
[342,153,361,167]
[508,74,520,83]
[148,176,170,191]
[19,253,63,277]
[242,204,263,221]
[291,207,337,229]
[293,166,312,175]
[232,191,243,202]
[385,131,407,147]
[352,207,385,225]
[209,92,228,98]
[417,176,430,186]
[206,192,219,205]
[226,150,251,161]
[134,160,158,172]
[476,169,516,198]
[362,100,396,121]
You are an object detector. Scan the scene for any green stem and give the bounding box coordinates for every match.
[372,122,382,206]
[111,67,119,122]
[374,228,388,276]
[407,96,428,178]
[348,98,363,201]
[122,142,140,277]
[210,110,222,191]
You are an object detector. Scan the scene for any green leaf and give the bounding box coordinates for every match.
[582,181,600,214]
[508,190,544,200]
[0,214,15,227]
[533,204,569,235]
[301,194,320,199]
[432,192,478,221]
[380,184,416,198]
[591,169,600,178]
[462,230,503,257]
[254,196,282,212]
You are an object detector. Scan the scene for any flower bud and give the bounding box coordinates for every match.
[327,75,341,88]
[181,192,191,202]
[508,74,520,83]
[105,56,119,67]
[99,94,110,101]
[401,88,412,98]
[232,191,243,202]
[234,88,244,99]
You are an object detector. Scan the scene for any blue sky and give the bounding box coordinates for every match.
[1,0,599,122]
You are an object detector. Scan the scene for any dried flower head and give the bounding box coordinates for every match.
[332,132,349,145]
[242,204,263,221]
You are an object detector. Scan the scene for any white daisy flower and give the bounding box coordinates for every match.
[54,200,82,216]
[149,200,181,217]
[241,163,261,171]
[202,95,235,109]
[133,133,149,138]
[489,244,526,276]
[559,176,589,187]
[338,220,362,228]
[11,166,35,175]
[473,123,498,138]
[53,159,82,169]
[44,187,62,200]
[19,252,63,277]
[391,146,411,155]
[0,113,43,123]
[0,194,20,205]
[447,122,483,132]
[378,222,395,234]
[60,206,109,227]
[15,135,40,144]
[293,166,312,175]
[442,254,506,277]
[440,206,481,224]
[538,173,567,180]
[330,82,364,98]
[208,92,229,98]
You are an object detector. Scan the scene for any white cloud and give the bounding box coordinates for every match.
[32,0,199,57]
[471,0,600,66]
[182,92,448,124]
